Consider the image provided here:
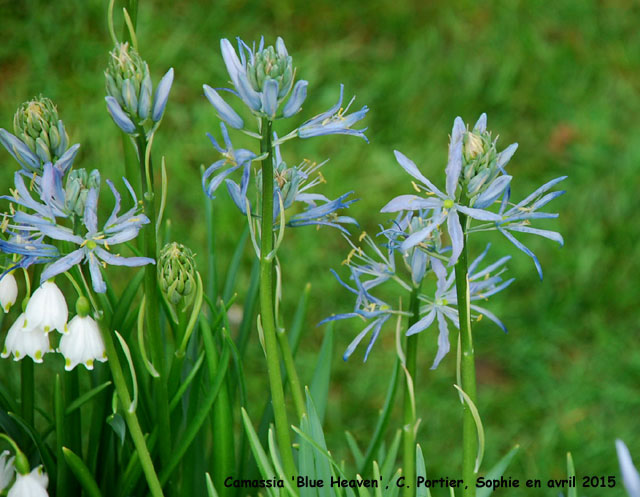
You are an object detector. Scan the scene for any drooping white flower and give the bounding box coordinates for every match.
[0,273,18,313]
[58,315,107,370]
[7,466,49,497]
[0,450,15,492]
[1,314,52,363]
[25,281,68,334]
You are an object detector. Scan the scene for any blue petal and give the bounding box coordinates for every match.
[457,205,503,221]
[474,113,487,133]
[496,143,518,170]
[393,150,445,198]
[95,247,154,267]
[261,78,279,118]
[499,227,543,279]
[430,312,451,369]
[445,117,465,198]
[406,308,436,336]
[88,252,106,293]
[203,85,244,130]
[282,80,308,118]
[447,210,464,266]
[507,225,564,246]
[105,97,136,134]
[474,175,512,209]
[381,194,441,213]
[83,188,99,234]
[225,179,248,214]
[54,143,80,175]
[152,68,174,122]
[40,249,84,282]
[0,128,40,171]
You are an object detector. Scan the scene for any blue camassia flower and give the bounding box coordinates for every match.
[38,180,154,292]
[205,36,307,124]
[1,170,153,293]
[296,84,369,142]
[202,122,257,199]
[286,192,358,235]
[381,146,505,266]
[491,176,567,279]
[407,245,513,368]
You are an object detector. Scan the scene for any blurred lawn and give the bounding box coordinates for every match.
[1,0,639,494]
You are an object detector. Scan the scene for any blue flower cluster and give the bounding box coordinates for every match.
[0,110,153,293]
[202,36,368,235]
[327,114,566,365]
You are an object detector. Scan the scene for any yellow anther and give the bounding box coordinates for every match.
[317,171,327,184]
[30,172,37,191]
[358,231,367,242]
[411,180,421,193]
[477,314,483,322]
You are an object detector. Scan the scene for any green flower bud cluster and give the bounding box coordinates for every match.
[13,96,69,164]
[461,129,500,199]
[247,45,294,98]
[158,242,197,306]
[65,169,100,216]
[105,42,153,123]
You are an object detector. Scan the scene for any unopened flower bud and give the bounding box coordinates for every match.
[65,169,100,216]
[246,39,294,99]
[463,132,484,160]
[158,243,197,306]
[105,43,173,132]
[13,96,69,164]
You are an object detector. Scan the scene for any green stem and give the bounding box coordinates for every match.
[136,133,172,467]
[20,359,34,426]
[402,287,420,497]
[454,211,477,497]
[98,317,164,497]
[258,118,296,479]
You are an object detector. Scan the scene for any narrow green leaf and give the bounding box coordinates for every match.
[566,452,577,497]
[241,408,276,480]
[416,444,432,497]
[63,447,103,497]
[380,430,402,484]
[222,224,249,302]
[8,411,57,487]
[475,445,520,497]
[236,259,260,358]
[360,358,401,475]
[111,269,144,331]
[168,352,205,411]
[65,381,112,416]
[345,431,364,470]
[288,282,311,351]
[159,337,231,485]
[205,473,219,497]
[309,323,334,423]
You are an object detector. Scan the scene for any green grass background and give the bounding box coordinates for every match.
[1,0,639,495]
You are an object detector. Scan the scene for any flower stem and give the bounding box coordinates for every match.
[136,133,172,468]
[454,211,477,497]
[98,317,165,497]
[258,117,296,480]
[402,287,420,497]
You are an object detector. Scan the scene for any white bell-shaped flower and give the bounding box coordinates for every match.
[25,281,68,334]
[0,450,15,492]
[1,314,52,363]
[0,273,18,313]
[59,315,107,370]
[7,466,49,497]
